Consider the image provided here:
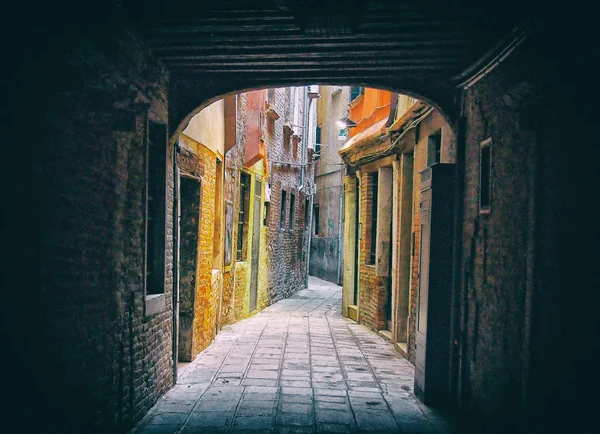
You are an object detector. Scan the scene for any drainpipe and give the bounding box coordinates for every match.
[300,86,310,286]
[449,103,466,408]
[305,190,314,288]
[299,86,309,192]
[172,136,181,385]
[336,168,344,285]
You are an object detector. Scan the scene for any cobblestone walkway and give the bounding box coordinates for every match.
[133,277,455,433]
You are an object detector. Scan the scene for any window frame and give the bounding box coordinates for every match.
[289,192,296,229]
[369,172,378,265]
[236,171,251,261]
[280,190,287,230]
[314,125,322,160]
[426,131,442,167]
[479,137,492,214]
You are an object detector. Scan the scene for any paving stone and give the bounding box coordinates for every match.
[185,411,234,428]
[354,410,398,431]
[316,423,354,433]
[280,379,312,388]
[315,401,350,411]
[281,393,313,404]
[242,378,279,387]
[313,389,347,397]
[311,381,347,390]
[135,424,182,434]
[134,276,455,434]
[280,402,314,414]
[315,409,354,425]
[153,402,195,413]
[232,415,274,429]
[276,412,315,427]
[247,370,279,379]
[146,412,189,425]
[274,427,315,433]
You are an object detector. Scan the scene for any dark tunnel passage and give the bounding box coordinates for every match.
[1,1,598,433]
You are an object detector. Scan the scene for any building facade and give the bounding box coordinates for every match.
[309,86,349,284]
[340,89,456,370]
[176,99,225,362]
[167,87,316,369]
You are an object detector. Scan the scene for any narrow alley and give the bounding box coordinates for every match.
[133,277,453,433]
[5,4,597,434]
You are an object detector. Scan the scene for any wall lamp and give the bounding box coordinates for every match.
[336,117,357,128]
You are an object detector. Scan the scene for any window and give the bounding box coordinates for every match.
[427,131,442,167]
[280,190,287,229]
[479,138,492,213]
[236,172,251,261]
[304,198,310,229]
[263,202,270,226]
[369,173,378,265]
[289,193,296,229]
[312,204,319,235]
[314,126,322,160]
[350,86,365,101]
[146,121,167,296]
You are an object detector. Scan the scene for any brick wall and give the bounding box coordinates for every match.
[178,135,219,356]
[458,46,534,431]
[3,10,174,433]
[265,87,313,302]
[357,171,388,331]
[455,34,599,431]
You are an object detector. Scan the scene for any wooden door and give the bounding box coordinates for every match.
[415,188,431,394]
[178,176,201,362]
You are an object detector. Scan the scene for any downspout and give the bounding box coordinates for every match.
[449,100,466,408]
[300,86,310,286]
[172,136,181,385]
[300,86,309,191]
[306,190,314,288]
[336,168,344,285]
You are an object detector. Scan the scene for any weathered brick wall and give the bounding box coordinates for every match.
[3,9,174,433]
[455,33,599,431]
[178,135,219,356]
[459,47,538,431]
[357,172,388,330]
[265,87,313,302]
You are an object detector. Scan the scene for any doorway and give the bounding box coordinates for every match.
[178,175,201,363]
[249,177,262,312]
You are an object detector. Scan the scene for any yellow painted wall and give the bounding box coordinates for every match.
[178,134,219,358]
[232,160,269,322]
[183,100,225,157]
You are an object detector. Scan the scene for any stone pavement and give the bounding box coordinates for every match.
[132,276,455,433]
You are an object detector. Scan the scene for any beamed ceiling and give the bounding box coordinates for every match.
[124,0,530,83]
[118,0,541,125]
